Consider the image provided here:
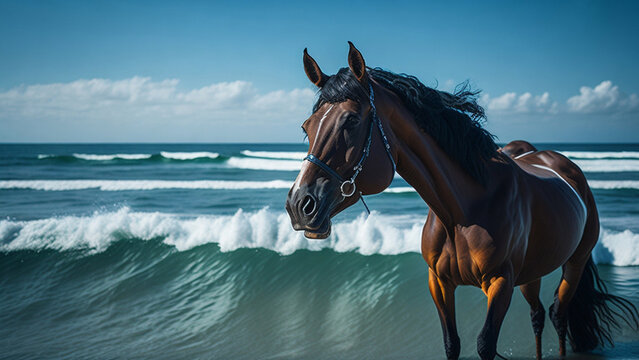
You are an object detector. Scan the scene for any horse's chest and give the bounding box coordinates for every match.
[423,222,521,286]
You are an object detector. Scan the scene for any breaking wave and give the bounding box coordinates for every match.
[158,151,220,160]
[1,208,636,265]
[0,208,422,256]
[561,151,639,159]
[72,153,152,160]
[0,180,294,191]
[225,157,301,171]
[573,159,639,172]
[34,152,305,170]
[240,150,306,160]
[2,180,639,191]
[37,152,220,162]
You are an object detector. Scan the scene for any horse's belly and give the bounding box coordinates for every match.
[516,217,586,285]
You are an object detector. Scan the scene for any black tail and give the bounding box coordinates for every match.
[566,257,639,352]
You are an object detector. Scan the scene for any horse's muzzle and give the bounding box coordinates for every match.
[286,183,333,239]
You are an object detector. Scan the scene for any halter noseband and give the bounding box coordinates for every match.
[303,83,396,212]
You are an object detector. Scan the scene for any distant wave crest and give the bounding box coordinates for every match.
[159,151,220,160]
[561,151,639,159]
[2,180,639,191]
[38,152,220,162]
[226,157,301,171]
[0,180,294,191]
[573,159,639,172]
[73,153,153,160]
[35,151,305,170]
[31,150,639,172]
[1,208,636,265]
[240,150,306,160]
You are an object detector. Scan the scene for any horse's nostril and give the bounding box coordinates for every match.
[302,195,317,216]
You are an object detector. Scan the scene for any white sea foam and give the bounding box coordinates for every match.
[230,157,639,173]
[383,187,416,193]
[588,180,639,190]
[241,150,307,160]
[39,152,221,161]
[0,180,294,191]
[593,229,639,266]
[561,151,639,159]
[226,157,302,171]
[0,208,423,255]
[382,181,639,192]
[159,151,219,160]
[573,159,639,172]
[0,179,415,193]
[73,153,152,160]
[2,179,638,192]
[1,208,636,265]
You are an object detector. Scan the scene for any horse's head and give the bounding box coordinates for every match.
[286,42,396,239]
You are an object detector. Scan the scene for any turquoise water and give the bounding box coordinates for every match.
[1,143,638,359]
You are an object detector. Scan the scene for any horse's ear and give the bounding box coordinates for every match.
[303,48,327,87]
[347,41,366,82]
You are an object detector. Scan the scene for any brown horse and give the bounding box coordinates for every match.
[285,42,638,360]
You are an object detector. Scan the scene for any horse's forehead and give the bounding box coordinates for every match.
[311,100,360,122]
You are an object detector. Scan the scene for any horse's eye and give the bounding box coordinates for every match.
[343,115,359,129]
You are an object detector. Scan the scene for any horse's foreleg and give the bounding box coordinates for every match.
[520,278,545,359]
[477,269,514,360]
[428,268,460,360]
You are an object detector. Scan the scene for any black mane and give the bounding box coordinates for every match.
[313,67,498,184]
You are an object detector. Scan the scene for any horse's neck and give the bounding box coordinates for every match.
[380,96,486,228]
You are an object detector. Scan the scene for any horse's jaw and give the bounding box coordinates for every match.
[304,219,331,239]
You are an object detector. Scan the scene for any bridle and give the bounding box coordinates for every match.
[303,83,396,213]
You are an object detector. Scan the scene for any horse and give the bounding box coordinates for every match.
[285,42,638,360]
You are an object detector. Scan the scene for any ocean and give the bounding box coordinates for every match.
[1,143,638,359]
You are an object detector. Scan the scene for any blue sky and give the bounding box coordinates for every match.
[1,0,638,142]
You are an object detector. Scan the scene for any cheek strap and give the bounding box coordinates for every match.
[302,83,395,214]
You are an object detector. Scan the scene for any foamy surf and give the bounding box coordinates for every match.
[226,157,302,171]
[0,180,294,191]
[0,208,423,255]
[241,150,307,160]
[1,208,636,264]
[561,151,639,159]
[159,151,220,160]
[2,179,639,191]
[573,159,639,172]
[73,153,153,160]
[37,152,220,161]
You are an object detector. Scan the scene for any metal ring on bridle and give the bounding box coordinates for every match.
[340,180,356,197]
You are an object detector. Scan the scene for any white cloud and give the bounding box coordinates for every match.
[1,76,637,142]
[481,80,638,115]
[481,91,558,114]
[0,76,315,123]
[566,80,639,113]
